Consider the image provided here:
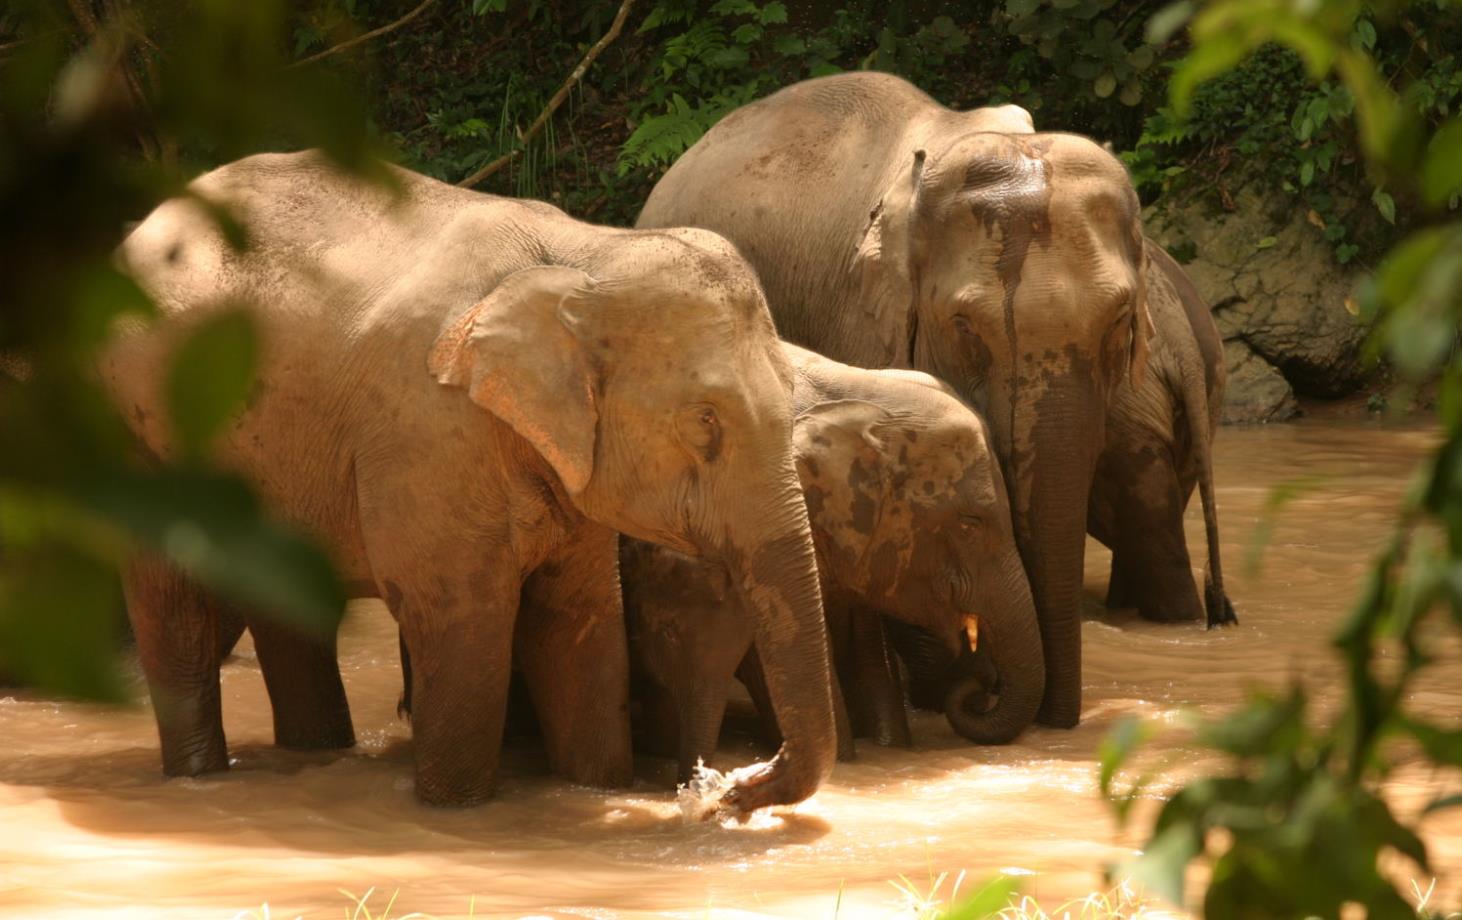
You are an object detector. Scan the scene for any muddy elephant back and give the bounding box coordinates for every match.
[1146,240,1225,424]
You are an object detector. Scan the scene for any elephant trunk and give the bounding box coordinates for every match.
[720,479,837,813]
[1001,375,1103,729]
[943,550,1045,744]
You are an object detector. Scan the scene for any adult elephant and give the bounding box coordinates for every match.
[639,72,1158,727]
[103,151,836,813]
[624,343,1043,781]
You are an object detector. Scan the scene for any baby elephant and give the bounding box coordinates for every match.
[622,344,1043,781]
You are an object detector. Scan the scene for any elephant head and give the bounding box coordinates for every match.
[791,382,1044,743]
[852,131,1153,727]
[429,229,835,812]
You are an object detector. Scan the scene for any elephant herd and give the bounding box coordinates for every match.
[101,72,1235,817]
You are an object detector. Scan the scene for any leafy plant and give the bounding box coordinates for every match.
[0,0,381,697]
[1102,0,1462,915]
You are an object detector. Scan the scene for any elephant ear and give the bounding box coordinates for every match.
[429,265,600,495]
[793,399,892,585]
[851,150,926,364]
[1127,231,1158,387]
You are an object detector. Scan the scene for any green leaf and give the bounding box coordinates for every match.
[1372,187,1396,225]
[937,876,1020,920]
[759,1,788,25]
[1300,160,1315,186]
[1425,794,1462,814]
[1146,1,1194,43]
[1422,118,1462,207]
[731,22,762,44]
[81,470,345,636]
[1094,71,1117,98]
[773,34,806,56]
[1403,718,1462,766]
[165,307,258,456]
[471,0,506,13]
[1257,235,1278,249]
[1098,714,1152,798]
[1355,19,1376,50]
[0,542,129,702]
[1132,819,1201,906]
[1119,78,1142,106]
[1127,45,1155,71]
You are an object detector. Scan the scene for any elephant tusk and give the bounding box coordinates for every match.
[963,613,980,652]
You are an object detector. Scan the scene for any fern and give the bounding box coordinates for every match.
[618,95,708,173]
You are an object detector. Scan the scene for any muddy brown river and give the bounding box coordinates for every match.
[2,419,1459,919]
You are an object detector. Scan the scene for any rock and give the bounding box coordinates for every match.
[1221,339,1299,424]
[1146,187,1369,398]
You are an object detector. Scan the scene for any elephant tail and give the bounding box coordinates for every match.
[1179,357,1236,629]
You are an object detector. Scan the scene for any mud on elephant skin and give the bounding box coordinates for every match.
[103,151,837,814]
[639,72,1159,729]
[622,343,1044,783]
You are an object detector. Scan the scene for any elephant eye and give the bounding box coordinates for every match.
[952,314,976,337]
[677,404,723,462]
[958,514,984,533]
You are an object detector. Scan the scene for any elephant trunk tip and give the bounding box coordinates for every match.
[944,676,1020,745]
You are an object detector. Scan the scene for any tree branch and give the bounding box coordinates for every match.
[457,0,636,189]
[288,0,438,70]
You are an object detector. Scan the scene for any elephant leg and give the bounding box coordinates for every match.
[1095,449,1203,624]
[739,645,856,762]
[637,680,681,761]
[216,608,246,661]
[673,680,730,785]
[122,554,228,777]
[515,522,633,789]
[396,629,412,719]
[391,578,517,806]
[1104,553,1135,610]
[248,613,355,751]
[844,610,912,748]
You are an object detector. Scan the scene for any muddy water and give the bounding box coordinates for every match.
[2,420,1460,919]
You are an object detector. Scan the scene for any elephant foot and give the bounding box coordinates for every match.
[157,711,230,777]
[274,712,356,751]
[1205,584,1238,628]
[415,774,496,808]
[1136,603,1203,624]
[1035,695,1079,730]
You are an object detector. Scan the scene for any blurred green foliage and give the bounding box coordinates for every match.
[1101,1,1462,917]
[0,0,386,699]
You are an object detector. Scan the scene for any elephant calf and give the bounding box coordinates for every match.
[104,151,837,813]
[1088,242,1234,626]
[622,344,1044,782]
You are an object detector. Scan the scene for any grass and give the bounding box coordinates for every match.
[230,887,472,920]
[228,876,1461,919]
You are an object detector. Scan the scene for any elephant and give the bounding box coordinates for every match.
[621,343,1043,782]
[1088,242,1233,625]
[889,241,1236,711]
[638,72,1234,729]
[100,150,837,813]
